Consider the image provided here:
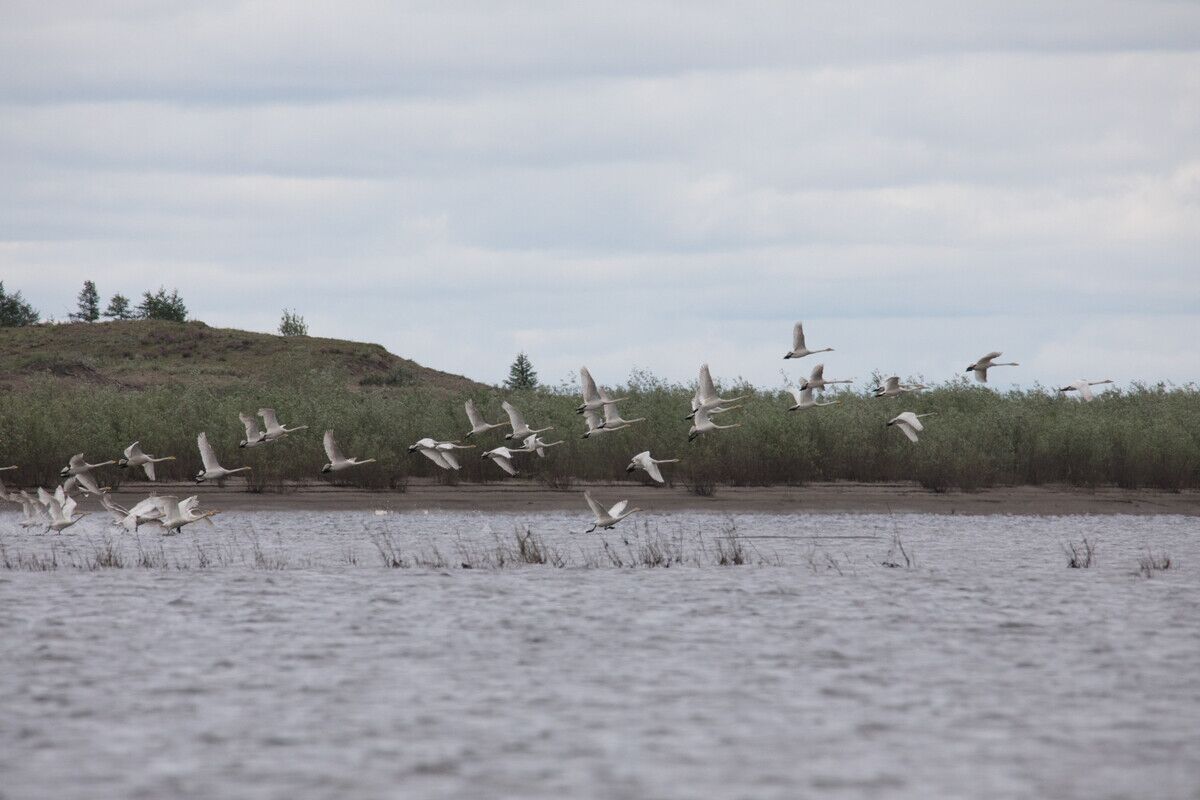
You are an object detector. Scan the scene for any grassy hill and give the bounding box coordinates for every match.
[0,320,483,392]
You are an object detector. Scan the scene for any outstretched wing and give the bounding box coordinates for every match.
[980,351,1002,362]
[787,387,804,405]
[69,453,86,470]
[583,491,604,518]
[502,401,527,430]
[489,453,517,476]
[197,432,221,472]
[885,376,900,391]
[602,403,623,425]
[580,367,601,403]
[465,399,485,428]
[74,471,104,495]
[440,450,462,470]
[810,363,825,383]
[644,460,665,483]
[258,408,281,432]
[240,412,262,440]
[418,448,451,469]
[973,368,988,383]
[124,441,144,460]
[698,364,717,401]
[608,500,629,517]
[898,423,919,443]
[583,409,603,431]
[323,430,344,463]
[792,321,806,351]
[143,461,157,481]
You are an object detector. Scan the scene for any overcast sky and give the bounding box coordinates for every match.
[3,1,1198,390]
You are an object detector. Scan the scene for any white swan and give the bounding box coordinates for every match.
[577,367,625,414]
[873,376,926,398]
[786,386,840,411]
[481,446,526,477]
[966,352,1019,384]
[322,431,376,473]
[523,434,563,457]
[887,412,935,443]
[800,363,851,392]
[687,363,747,419]
[409,438,454,470]
[502,401,553,441]
[195,432,251,483]
[118,441,176,480]
[688,407,743,442]
[59,453,115,478]
[626,451,679,484]
[65,471,109,496]
[582,491,641,532]
[17,492,47,528]
[239,413,270,448]
[464,399,509,438]
[46,492,86,532]
[435,441,475,470]
[581,409,608,438]
[258,408,308,442]
[99,493,129,525]
[1059,379,1114,402]
[118,495,166,531]
[783,321,833,359]
[152,495,217,534]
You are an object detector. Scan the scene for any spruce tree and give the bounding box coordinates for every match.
[103,293,134,320]
[69,280,100,322]
[136,287,188,322]
[0,282,39,327]
[278,309,308,336]
[504,352,538,390]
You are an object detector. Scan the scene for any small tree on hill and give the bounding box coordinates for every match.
[103,293,134,320]
[137,287,188,322]
[504,352,538,390]
[0,282,39,327]
[69,280,100,322]
[278,309,308,336]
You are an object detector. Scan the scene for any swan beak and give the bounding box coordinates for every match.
[625,465,635,473]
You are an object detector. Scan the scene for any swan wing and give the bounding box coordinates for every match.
[608,500,629,517]
[240,412,262,440]
[698,364,717,401]
[440,450,461,470]
[502,401,527,430]
[580,367,601,403]
[583,491,605,519]
[418,448,451,469]
[792,321,806,351]
[124,441,143,460]
[257,408,281,433]
[68,453,86,470]
[898,422,919,443]
[602,403,622,424]
[644,460,665,483]
[464,399,485,428]
[489,453,517,476]
[323,430,344,463]
[584,409,603,432]
[810,363,825,383]
[197,432,222,472]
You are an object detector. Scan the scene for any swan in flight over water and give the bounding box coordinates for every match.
[873,376,927,398]
[689,407,743,442]
[502,401,553,441]
[117,495,167,531]
[786,386,841,411]
[65,471,108,496]
[17,492,48,528]
[46,492,86,532]
[239,413,270,448]
[481,446,527,477]
[800,363,852,392]
[687,363,747,419]
[581,491,642,532]
[153,495,218,534]
[258,408,308,442]
[463,399,509,438]
[1059,379,1114,402]
[523,434,563,457]
[322,431,376,473]
[195,432,251,483]
[409,438,456,470]
[60,453,115,478]
[966,352,1019,384]
[577,367,625,414]
[626,451,679,484]
[783,321,833,359]
[118,441,175,480]
[888,412,935,443]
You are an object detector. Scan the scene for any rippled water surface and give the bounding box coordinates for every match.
[1,510,1198,799]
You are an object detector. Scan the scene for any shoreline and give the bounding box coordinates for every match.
[80,480,1200,516]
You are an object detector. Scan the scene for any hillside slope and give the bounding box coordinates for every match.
[0,320,483,392]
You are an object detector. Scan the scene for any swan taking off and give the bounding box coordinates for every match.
[786,386,840,411]
[60,453,115,478]
[481,446,527,477]
[582,491,641,532]
[118,441,176,480]
[1059,379,1114,402]
[688,407,743,442]
[626,451,679,484]
[65,471,109,496]
[578,367,625,414]
[239,413,270,448]
[195,432,252,483]
[502,401,553,441]
[17,491,48,528]
[464,399,509,438]
[888,412,935,443]
[687,364,747,420]
[966,352,1019,384]
[322,431,377,473]
[258,408,308,442]
[117,495,167,531]
[800,363,852,392]
[523,434,563,458]
[46,492,86,532]
[152,495,218,534]
[873,376,927,398]
[783,321,833,360]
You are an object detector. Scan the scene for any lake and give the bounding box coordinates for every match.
[1,510,1197,799]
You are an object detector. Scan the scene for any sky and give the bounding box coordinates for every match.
[2,1,1198,391]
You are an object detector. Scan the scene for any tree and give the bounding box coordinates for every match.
[137,287,188,322]
[103,293,134,320]
[69,280,100,322]
[278,309,308,336]
[0,282,40,327]
[504,352,538,390]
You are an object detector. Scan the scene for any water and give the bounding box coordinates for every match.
[1,511,1198,799]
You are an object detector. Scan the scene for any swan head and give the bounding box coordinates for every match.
[117,458,129,468]
[625,463,636,473]
[238,438,248,448]
[407,444,419,453]
[58,465,70,478]
[194,470,206,483]
[321,463,333,474]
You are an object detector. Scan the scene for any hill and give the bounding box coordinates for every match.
[0,319,483,392]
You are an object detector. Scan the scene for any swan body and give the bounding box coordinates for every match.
[258,408,308,442]
[577,367,625,414]
[322,431,376,473]
[800,363,851,392]
[582,491,641,532]
[481,446,526,477]
[626,451,679,484]
[194,432,251,483]
[786,386,840,411]
[687,364,747,419]
[688,407,743,441]
[60,453,115,478]
[783,321,834,359]
[409,438,454,470]
[888,412,935,443]
[523,434,563,457]
[502,401,553,441]
[966,352,1019,384]
[239,413,270,448]
[1059,379,1114,402]
[118,441,175,480]
[464,399,508,438]
[153,495,217,534]
[873,376,926,398]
